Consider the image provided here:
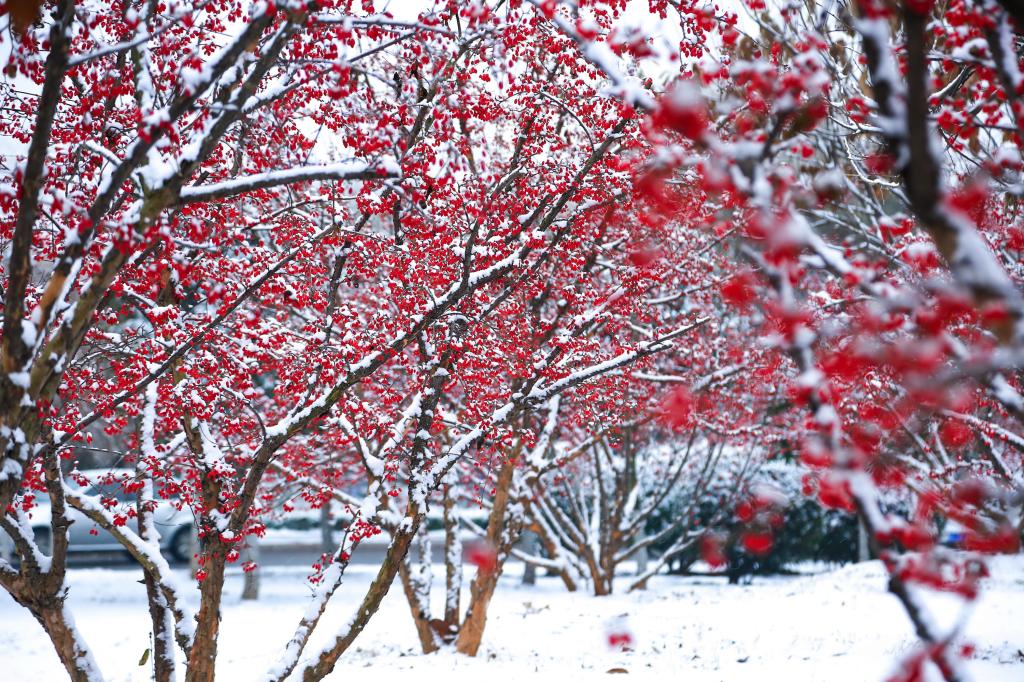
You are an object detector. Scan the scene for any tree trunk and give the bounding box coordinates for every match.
[32,603,101,682]
[523,501,578,592]
[581,548,607,596]
[442,483,462,630]
[143,571,177,682]
[190,530,201,579]
[635,539,649,577]
[455,461,518,656]
[137,470,178,682]
[301,514,422,681]
[520,530,537,586]
[185,550,226,682]
[398,560,441,653]
[398,524,440,653]
[858,518,870,563]
[241,536,260,601]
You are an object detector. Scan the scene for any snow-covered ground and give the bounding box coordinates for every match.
[2,556,1022,681]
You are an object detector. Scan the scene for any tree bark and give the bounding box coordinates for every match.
[137,465,178,681]
[455,460,518,656]
[32,603,101,682]
[185,549,226,682]
[143,571,177,682]
[442,483,462,629]
[301,514,423,681]
[398,560,441,653]
[398,524,440,653]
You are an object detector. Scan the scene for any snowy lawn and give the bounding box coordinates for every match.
[2,556,1022,681]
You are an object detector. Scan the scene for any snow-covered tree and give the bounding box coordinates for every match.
[539,0,1024,678]
[0,1,717,679]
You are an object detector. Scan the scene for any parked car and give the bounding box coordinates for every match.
[0,469,194,564]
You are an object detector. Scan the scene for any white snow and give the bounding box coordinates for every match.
[0,556,1021,680]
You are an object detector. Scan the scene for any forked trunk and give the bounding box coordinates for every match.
[593,552,614,596]
[592,573,613,596]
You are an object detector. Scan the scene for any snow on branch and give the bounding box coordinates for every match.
[856,2,1024,345]
[64,486,196,650]
[177,159,401,204]
[525,317,711,404]
[527,0,655,110]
